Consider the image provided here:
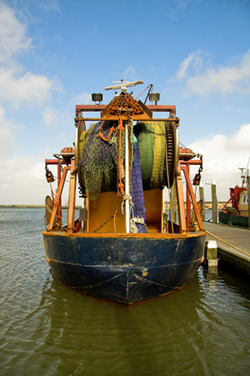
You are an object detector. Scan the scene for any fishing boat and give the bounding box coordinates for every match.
[219,164,249,228]
[43,80,206,305]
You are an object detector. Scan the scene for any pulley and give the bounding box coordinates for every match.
[45,168,55,183]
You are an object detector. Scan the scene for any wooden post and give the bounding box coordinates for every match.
[247,169,250,229]
[211,179,217,223]
[199,183,205,221]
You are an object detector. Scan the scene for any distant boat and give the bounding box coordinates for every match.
[43,80,206,304]
[219,163,249,228]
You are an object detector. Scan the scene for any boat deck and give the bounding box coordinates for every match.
[203,222,250,276]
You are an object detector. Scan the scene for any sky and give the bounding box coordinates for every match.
[0,0,250,205]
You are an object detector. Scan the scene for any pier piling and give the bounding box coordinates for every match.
[199,184,205,221]
[205,240,218,272]
[211,180,217,223]
[248,169,250,230]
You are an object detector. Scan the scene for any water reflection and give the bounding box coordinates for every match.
[5,268,247,376]
[1,208,250,376]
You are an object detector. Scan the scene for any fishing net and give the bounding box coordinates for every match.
[78,119,175,201]
[78,121,120,200]
[150,122,166,190]
[134,121,166,191]
[131,128,147,233]
[78,121,134,200]
[134,122,154,190]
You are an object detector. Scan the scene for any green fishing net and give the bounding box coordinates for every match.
[78,121,128,200]
[78,120,173,200]
[134,121,166,190]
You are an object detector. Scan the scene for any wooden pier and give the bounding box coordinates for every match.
[203,222,250,276]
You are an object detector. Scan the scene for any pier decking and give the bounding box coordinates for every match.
[203,222,250,276]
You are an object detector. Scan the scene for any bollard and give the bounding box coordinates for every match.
[199,184,205,221]
[211,180,217,223]
[247,169,250,229]
[205,240,218,272]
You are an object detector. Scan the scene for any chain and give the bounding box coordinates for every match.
[92,194,133,233]
[93,207,122,233]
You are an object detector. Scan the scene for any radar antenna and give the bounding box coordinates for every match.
[105,79,144,93]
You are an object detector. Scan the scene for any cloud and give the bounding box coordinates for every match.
[73,92,92,104]
[0,155,48,205]
[175,50,203,81]
[37,0,59,12]
[42,107,70,127]
[188,123,250,200]
[0,105,26,158]
[0,67,55,107]
[123,66,137,80]
[169,0,190,21]
[0,3,61,108]
[0,2,31,65]
[172,50,250,97]
[0,149,73,205]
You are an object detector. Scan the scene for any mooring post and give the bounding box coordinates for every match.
[247,169,250,229]
[205,240,218,273]
[211,179,217,223]
[199,183,205,221]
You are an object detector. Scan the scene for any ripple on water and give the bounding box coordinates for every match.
[1,208,250,376]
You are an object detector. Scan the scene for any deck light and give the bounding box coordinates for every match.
[92,93,103,103]
[149,92,160,104]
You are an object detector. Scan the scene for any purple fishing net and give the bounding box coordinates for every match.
[131,128,146,233]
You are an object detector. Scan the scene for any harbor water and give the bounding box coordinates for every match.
[0,208,250,376]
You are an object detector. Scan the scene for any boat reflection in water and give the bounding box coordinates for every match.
[22,266,250,376]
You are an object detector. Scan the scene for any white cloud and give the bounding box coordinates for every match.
[42,107,70,127]
[0,3,61,108]
[0,155,48,205]
[0,105,26,158]
[0,2,31,65]
[189,123,250,201]
[0,151,73,205]
[0,67,55,107]
[37,0,59,12]
[172,50,250,96]
[123,66,137,80]
[169,0,190,21]
[73,92,92,104]
[175,50,203,81]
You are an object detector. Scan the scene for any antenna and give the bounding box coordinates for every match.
[105,80,144,93]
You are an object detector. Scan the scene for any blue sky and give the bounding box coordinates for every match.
[0,0,250,204]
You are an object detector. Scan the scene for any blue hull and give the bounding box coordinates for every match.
[43,232,206,304]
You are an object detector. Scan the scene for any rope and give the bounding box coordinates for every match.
[165,125,173,234]
[97,121,116,142]
[206,230,250,257]
[118,116,125,195]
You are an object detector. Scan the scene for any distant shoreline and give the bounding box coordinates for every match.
[0,205,44,208]
[0,202,229,209]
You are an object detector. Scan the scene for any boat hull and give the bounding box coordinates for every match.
[219,211,249,228]
[43,232,206,304]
